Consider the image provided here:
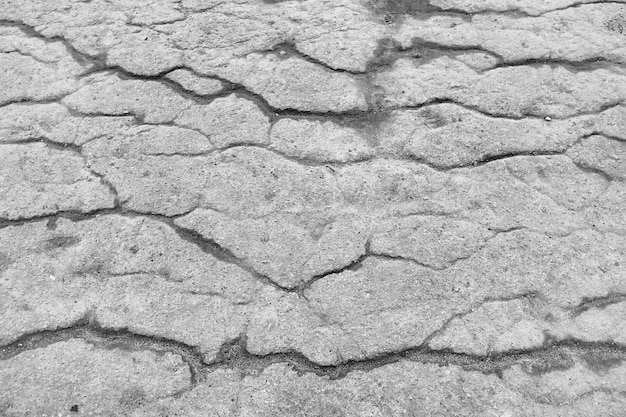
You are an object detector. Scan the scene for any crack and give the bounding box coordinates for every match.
[0,137,82,153]
[299,228,523,296]
[588,132,626,143]
[569,293,626,316]
[369,226,525,273]
[219,143,375,168]
[446,150,567,170]
[388,98,548,121]
[296,244,371,299]
[370,0,491,20]
[0,314,204,386]
[367,252,446,270]
[163,68,227,96]
[504,162,578,212]
[1,49,57,65]
[153,217,292,293]
[0,207,355,296]
[202,334,626,380]
[535,0,626,16]
[2,308,625,383]
[0,20,106,71]
[83,65,220,108]
[401,36,505,63]
[5,16,622,127]
[572,160,617,183]
[87,169,123,207]
[421,291,541,347]
[365,35,523,74]
[0,27,379,123]
[559,387,626,405]
[1,294,625,384]
[376,0,626,20]
[390,133,600,180]
[0,208,121,229]
[485,57,623,73]
[378,36,624,73]
[0,138,124,207]
[369,99,625,124]
[394,147,571,174]
[76,64,385,125]
[0,96,74,108]
[259,41,366,76]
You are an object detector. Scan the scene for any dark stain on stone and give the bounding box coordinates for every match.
[420,108,448,128]
[74,259,107,276]
[536,166,548,179]
[367,38,407,71]
[0,251,13,273]
[264,190,277,201]
[19,302,33,312]
[581,350,625,374]
[70,404,79,412]
[366,36,467,72]
[571,293,626,316]
[119,387,147,409]
[522,350,575,375]
[46,217,58,230]
[0,402,13,415]
[157,267,184,283]
[366,37,438,71]
[347,261,364,272]
[371,0,442,15]
[42,235,81,251]
[219,336,246,365]
[606,14,626,34]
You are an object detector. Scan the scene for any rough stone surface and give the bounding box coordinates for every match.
[63,74,192,123]
[175,94,270,148]
[133,360,626,417]
[270,118,375,163]
[375,58,626,118]
[0,143,115,220]
[1,0,625,415]
[165,68,225,96]
[0,103,135,145]
[0,339,191,416]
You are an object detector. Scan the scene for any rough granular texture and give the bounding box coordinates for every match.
[0,0,625,415]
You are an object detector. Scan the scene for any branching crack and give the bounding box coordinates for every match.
[3,322,624,383]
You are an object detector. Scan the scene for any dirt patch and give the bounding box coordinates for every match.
[521,350,575,376]
[581,350,625,374]
[606,14,626,34]
[40,235,81,252]
[369,0,442,15]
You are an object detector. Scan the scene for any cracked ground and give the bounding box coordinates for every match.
[0,0,625,415]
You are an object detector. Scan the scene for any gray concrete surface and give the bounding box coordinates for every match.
[0,0,625,415]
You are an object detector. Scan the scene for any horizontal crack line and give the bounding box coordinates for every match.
[2,320,625,383]
[0,315,205,386]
